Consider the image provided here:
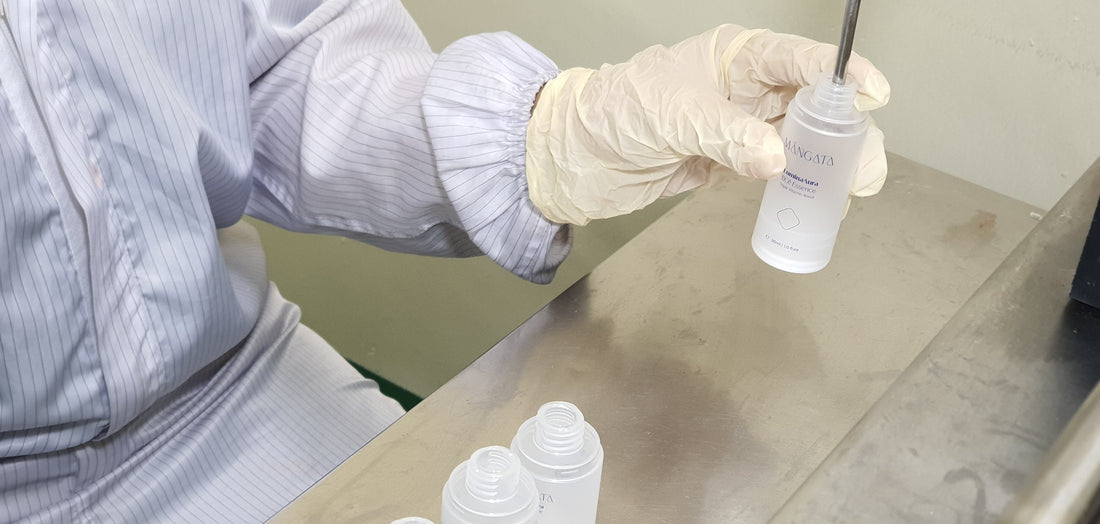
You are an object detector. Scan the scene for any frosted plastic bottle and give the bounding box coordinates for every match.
[440,446,539,524]
[510,402,604,524]
[751,76,869,273]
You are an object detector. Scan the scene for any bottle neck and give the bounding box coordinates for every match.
[534,401,586,454]
[811,77,858,111]
[792,75,866,129]
[464,446,522,500]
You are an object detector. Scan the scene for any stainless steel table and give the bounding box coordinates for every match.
[773,157,1100,523]
[272,154,1041,523]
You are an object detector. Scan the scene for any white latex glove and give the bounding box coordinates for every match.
[525,25,891,225]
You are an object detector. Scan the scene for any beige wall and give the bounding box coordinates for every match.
[406,0,1100,210]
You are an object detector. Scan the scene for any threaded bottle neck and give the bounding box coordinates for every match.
[534,401,586,454]
[811,77,858,110]
[464,446,522,500]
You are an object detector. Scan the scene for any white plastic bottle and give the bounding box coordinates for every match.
[510,401,604,524]
[750,76,868,273]
[440,446,539,524]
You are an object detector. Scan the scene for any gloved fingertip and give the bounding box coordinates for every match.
[844,52,890,111]
[851,174,887,197]
[850,119,888,196]
[851,159,888,197]
[853,69,891,111]
[866,121,886,141]
[740,121,785,179]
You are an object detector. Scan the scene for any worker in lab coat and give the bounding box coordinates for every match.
[0,1,888,522]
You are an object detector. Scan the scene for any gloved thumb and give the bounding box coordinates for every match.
[666,91,785,180]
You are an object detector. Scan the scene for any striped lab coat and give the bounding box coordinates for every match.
[0,0,565,521]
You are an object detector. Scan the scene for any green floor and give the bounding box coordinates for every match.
[345,359,423,411]
[248,197,680,400]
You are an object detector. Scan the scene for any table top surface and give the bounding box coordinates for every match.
[774,157,1100,523]
[272,154,1043,523]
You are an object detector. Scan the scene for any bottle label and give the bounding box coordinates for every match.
[750,116,865,272]
[778,136,837,201]
[531,474,601,523]
[785,136,836,167]
[778,167,819,200]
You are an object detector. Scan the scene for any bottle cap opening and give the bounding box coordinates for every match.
[464,446,522,501]
[535,401,586,454]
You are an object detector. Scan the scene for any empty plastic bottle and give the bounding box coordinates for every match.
[440,446,539,524]
[511,402,603,524]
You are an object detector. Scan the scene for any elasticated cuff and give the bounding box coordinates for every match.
[422,32,568,284]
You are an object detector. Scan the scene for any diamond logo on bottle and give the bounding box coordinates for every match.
[777,208,800,230]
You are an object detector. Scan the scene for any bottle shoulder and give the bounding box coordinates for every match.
[511,419,603,475]
[788,84,867,136]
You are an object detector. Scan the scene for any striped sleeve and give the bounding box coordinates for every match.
[422,32,569,284]
[241,1,570,283]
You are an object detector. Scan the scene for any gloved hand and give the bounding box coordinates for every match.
[525,24,891,225]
